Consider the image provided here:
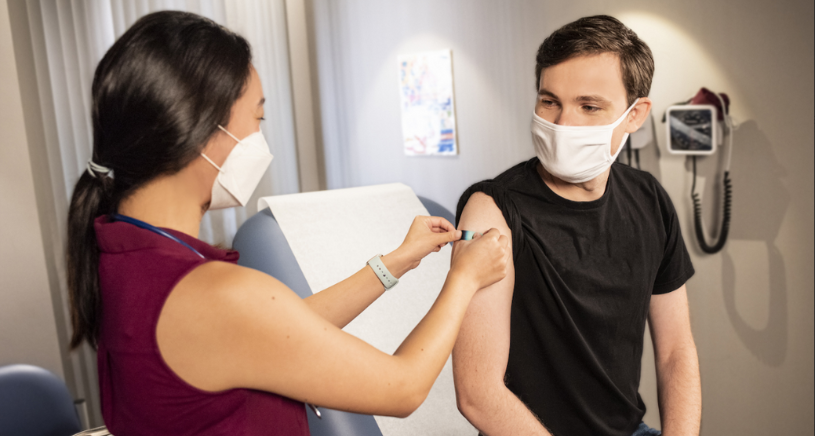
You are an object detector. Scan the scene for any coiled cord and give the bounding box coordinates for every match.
[691,156,732,254]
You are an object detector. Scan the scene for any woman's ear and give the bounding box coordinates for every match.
[199,128,234,168]
[626,97,653,133]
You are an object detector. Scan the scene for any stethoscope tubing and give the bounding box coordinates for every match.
[112,214,205,259]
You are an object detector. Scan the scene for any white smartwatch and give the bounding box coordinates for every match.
[367,254,399,290]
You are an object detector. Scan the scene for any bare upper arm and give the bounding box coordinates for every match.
[648,285,696,362]
[157,261,417,416]
[453,192,515,397]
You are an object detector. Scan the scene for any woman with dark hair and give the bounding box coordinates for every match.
[66,10,508,435]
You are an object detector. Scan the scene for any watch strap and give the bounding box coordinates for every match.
[367,254,399,290]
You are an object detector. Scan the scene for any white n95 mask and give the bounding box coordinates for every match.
[201,125,274,210]
[531,99,639,184]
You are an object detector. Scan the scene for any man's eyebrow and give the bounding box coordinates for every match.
[537,89,558,99]
[538,89,612,104]
[574,95,610,104]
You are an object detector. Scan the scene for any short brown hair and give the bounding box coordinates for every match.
[535,15,654,106]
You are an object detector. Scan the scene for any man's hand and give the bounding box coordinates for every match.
[649,285,702,436]
[452,192,551,435]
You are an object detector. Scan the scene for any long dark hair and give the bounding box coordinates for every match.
[67,11,252,349]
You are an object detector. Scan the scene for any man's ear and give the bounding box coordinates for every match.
[625,97,653,133]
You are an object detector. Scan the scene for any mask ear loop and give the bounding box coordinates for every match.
[200,153,223,172]
[201,125,243,171]
[218,125,243,143]
[612,98,641,129]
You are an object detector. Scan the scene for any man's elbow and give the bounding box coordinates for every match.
[456,392,478,423]
[657,336,700,369]
[455,378,492,425]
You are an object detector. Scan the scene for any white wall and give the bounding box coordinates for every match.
[0,0,64,379]
[311,0,814,433]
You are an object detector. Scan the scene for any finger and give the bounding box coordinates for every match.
[436,229,461,245]
[426,216,456,233]
[502,242,511,261]
[482,228,502,240]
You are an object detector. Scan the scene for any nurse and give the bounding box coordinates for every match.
[66,11,509,435]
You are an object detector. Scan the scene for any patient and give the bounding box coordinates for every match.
[65,11,509,435]
[452,16,701,436]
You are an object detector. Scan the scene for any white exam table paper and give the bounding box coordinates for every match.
[258,183,475,436]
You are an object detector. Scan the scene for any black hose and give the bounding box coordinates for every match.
[691,156,732,254]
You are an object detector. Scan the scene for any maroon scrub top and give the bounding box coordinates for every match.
[94,215,309,435]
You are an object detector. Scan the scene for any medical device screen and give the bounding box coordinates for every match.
[668,108,714,153]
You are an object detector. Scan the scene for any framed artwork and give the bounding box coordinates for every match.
[398,50,458,156]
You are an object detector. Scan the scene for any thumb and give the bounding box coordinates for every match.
[437,229,461,244]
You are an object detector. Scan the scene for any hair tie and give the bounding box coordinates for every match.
[87,160,114,179]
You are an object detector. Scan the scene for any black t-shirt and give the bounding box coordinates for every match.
[455,158,694,436]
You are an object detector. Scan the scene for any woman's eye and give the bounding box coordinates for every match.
[259,117,266,121]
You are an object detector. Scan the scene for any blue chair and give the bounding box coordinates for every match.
[233,196,453,436]
[0,364,82,436]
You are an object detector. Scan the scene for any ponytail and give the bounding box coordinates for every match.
[67,169,114,350]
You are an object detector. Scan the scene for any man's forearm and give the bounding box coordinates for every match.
[656,344,702,436]
[459,384,551,436]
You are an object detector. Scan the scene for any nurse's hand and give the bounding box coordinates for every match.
[450,228,509,290]
[388,216,461,276]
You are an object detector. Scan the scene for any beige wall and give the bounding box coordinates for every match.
[310,0,814,433]
[3,0,811,433]
[0,0,64,378]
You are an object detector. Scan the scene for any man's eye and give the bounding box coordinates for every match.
[259,117,266,121]
[582,105,601,112]
[541,99,558,107]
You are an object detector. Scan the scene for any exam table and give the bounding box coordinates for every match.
[233,196,454,436]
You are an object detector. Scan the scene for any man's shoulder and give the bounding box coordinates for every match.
[492,158,535,186]
[456,159,533,218]
[455,159,537,244]
[611,163,680,227]
[460,158,534,200]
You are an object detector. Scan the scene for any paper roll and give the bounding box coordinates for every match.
[258,183,475,436]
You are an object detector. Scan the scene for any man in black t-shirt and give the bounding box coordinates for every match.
[452,16,701,436]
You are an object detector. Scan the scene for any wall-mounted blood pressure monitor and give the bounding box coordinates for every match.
[666,104,718,155]
[662,88,734,255]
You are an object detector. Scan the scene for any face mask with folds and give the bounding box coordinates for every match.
[531,99,639,184]
[201,125,274,210]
